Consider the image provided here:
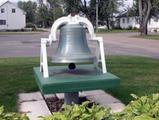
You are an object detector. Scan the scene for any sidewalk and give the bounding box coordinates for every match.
[18,90,125,120]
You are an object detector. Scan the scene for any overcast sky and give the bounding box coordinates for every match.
[0,0,133,7]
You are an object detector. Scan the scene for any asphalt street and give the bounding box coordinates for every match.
[0,31,159,59]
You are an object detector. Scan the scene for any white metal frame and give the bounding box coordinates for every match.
[40,15,107,78]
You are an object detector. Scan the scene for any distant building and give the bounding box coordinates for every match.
[0,1,26,30]
[118,15,159,32]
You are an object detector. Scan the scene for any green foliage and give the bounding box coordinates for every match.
[18,1,37,23]
[1,93,159,120]
[36,5,50,27]
[0,106,29,120]
[63,0,81,14]
[48,7,63,24]
[36,4,63,27]
[113,93,159,120]
[90,0,123,28]
[26,22,37,31]
[47,0,62,8]
[41,101,112,120]
[42,93,159,120]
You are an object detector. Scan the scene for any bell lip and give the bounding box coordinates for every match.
[51,57,97,63]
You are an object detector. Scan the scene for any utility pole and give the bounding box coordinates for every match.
[53,4,55,22]
[96,0,98,32]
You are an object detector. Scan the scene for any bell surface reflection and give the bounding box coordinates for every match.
[52,24,96,63]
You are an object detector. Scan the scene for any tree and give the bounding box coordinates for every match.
[89,0,123,29]
[130,0,159,35]
[18,1,37,23]
[138,0,152,35]
[62,0,80,14]
[62,0,123,28]
[47,0,63,22]
[101,0,123,29]
[48,7,63,24]
[47,0,62,8]
[36,5,49,27]
[150,0,159,18]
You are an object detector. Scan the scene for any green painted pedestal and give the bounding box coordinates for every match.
[33,65,120,94]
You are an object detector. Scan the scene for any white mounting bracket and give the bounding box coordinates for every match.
[40,38,49,78]
[40,14,107,78]
[91,37,107,73]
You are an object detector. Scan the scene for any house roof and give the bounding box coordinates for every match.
[0,1,26,14]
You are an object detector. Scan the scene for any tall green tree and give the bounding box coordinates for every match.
[89,0,123,29]
[130,0,159,35]
[18,1,37,23]
[47,0,62,8]
[62,0,80,14]
[100,0,123,29]
[47,0,63,22]
[48,7,63,24]
[62,0,89,16]
[36,5,49,27]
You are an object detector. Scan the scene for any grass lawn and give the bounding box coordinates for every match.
[0,58,39,112]
[0,56,159,112]
[134,34,159,40]
[107,56,159,104]
[97,29,138,33]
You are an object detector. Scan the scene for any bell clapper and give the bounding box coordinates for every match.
[68,63,76,70]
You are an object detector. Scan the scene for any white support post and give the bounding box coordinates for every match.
[93,41,100,68]
[40,38,49,78]
[98,38,107,73]
[91,37,107,74]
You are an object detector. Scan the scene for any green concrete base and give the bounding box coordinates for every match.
[33,65,120,94]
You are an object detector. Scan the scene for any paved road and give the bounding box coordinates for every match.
[100,33,159,59]
[0,32,159,59]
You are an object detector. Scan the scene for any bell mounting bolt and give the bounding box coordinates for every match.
[68,63,76,70]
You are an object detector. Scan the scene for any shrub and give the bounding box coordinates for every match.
[1,93,159,120]
[42,93,159,120]
[126,26,133,30]
[26,22,37,31]
[0,106,29,120]
[115,93,159,120]
[41,101,112,120]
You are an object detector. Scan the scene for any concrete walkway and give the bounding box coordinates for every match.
[18,90,125,120]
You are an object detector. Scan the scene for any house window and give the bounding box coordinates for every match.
[122,18,125,23]
[127,18,130,23]
[1,8,4,13]
[12,8,16,13]
[0,20,6,25]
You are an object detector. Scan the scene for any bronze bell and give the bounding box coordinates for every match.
[52,23,96,66]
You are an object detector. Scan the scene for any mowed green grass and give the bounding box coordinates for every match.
[134,34,159,40]
[0,56,159,112]
[97,29,138,33]
[106,56,159,104]
[0,58,39,112]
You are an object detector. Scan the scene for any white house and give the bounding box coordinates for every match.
[0,1,26,30]
[119,16,159,32]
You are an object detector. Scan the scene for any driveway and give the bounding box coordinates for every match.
[0,32,159,59]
